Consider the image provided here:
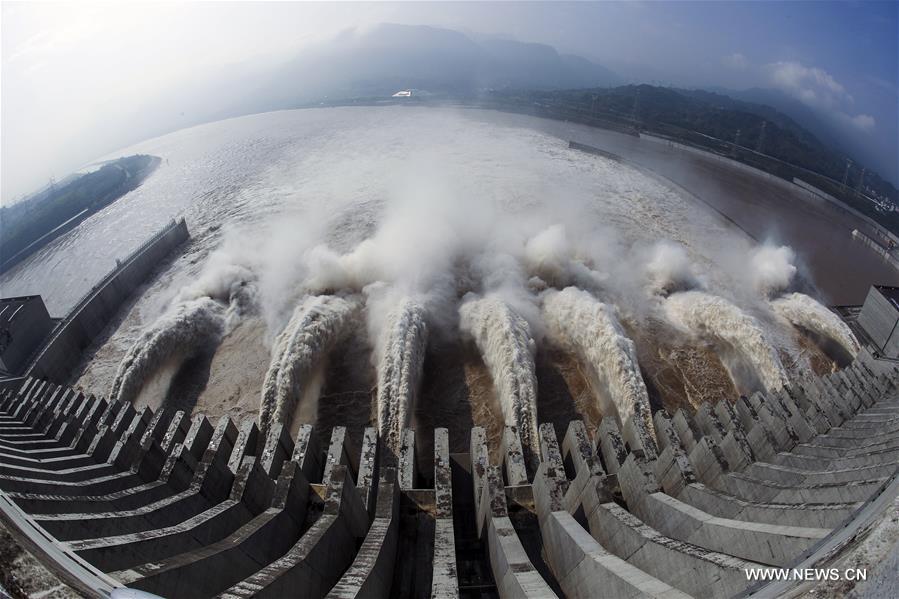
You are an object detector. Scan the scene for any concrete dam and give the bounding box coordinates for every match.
[0,350,897,598]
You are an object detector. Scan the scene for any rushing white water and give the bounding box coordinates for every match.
[644,241,701,296]
[375,298,428,454]
[749,245,797,296]
[664,290,789,392]
[258,294,362,435]
[109,297,226,404]
[770,292,860,358]
[459,295,540,454]
[542,287,657,456]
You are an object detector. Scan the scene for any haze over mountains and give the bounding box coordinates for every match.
[3,19,896,200]
[152,23,623,127]
[209,23,899,192]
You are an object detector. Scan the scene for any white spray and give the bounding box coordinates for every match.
[748,245,797,296]
[542,287,657,457]
[644,241,702,296]
[110,253,257,405]
[747,244,860,359]
[109,298,226,405]
[459,294,540,454]
[259,294,362,435]
[375,297,429,455]
[664,290,789,392]
[523,224,607,291]
[770,293,860,357]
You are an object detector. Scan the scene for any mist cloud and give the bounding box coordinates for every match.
[765,60,876,133]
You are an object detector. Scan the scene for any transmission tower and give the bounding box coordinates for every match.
[756,121,767,153]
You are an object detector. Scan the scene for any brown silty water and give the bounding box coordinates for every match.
[63,108,888,465]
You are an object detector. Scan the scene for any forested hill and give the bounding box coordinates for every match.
[0,155,160,273]
[488,85,898,232]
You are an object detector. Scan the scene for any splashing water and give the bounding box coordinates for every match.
[259,294,362,435]
[542,287,657,457]
[459,294,539,455]
[375,297,428,455]
[109,297,226,405]
[770,292,860,358]
[664,290,789,392]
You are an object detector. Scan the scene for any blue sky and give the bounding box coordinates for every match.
[3,1,897,198]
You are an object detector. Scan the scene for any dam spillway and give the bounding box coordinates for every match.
[0,352,897,598]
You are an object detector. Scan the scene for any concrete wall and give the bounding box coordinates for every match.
[0,298,55,374]
[24,219,189,383]
[858,287,899,356]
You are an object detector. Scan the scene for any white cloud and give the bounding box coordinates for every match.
[836,112,876,133]
[722,52,749,70]
[767,61,852,107]
[765,60,875,133]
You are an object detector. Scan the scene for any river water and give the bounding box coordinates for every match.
[2,106,894,444]
[3,107,893,316]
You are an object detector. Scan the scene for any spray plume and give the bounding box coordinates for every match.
[645,241,701,296]
[523,224,607,291]
[747,244,859,358]
[542,287,657,457]
[459,294,540,454]
[770,293,860,358]
[110,255,257,405]
[259,294,362,435]
[749,245,797,297]
[375,297,429,455]
[664,290,789,392]
[109,298,226,405]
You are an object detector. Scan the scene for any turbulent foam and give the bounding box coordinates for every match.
[749,245,797,296]
[258,295,362,435]
[542,287,656,456]
[459,295,539,454]
[109,298,226,405]
[770,292,860,358]
[645,241,700,295]
[376,298,428,454]
[664,290,789,392]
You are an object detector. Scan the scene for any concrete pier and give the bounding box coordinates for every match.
[0,357,898,597]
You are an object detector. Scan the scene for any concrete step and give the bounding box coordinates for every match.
[0,469,143,495]
[638,491,827,566]
[68,496,255,572]
[589,501,759,598]
[718,471,885,504]
[219,466,368,599]
[533,466,686,596]
[35,488,215,541]
[792,438,899,458]
[0,449,97,470]
[744,460,898,486]
[0,460,118,482]
[117,460,312,598]
[617,456,828,566]
[805,431,899,450]
[676,483,857,529]
[772,446,899,471]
